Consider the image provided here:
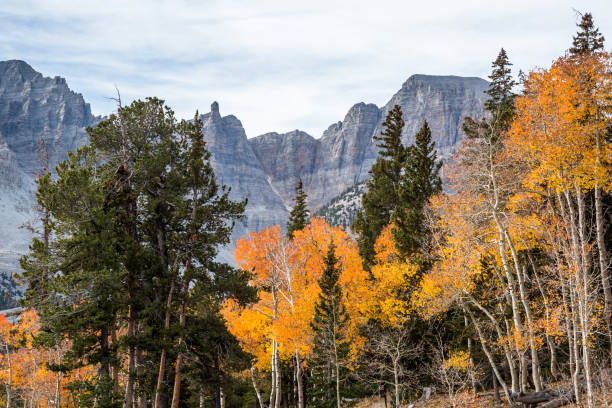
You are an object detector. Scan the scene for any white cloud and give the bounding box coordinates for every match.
[1,0,611,137]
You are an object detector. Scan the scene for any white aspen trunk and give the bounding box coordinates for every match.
[393,361,400,408]
[269,341,276,408]
[576,185,594,408]
[517,264,542,391]
[275,345,282,408]
[295,350,304,408]
[220,386,226,408]
[499,222,543,391]
[595,128,612,352]
[494,224,525,392]
[465,307,511,402]
[251,366,264,408]
[595,185,612,355]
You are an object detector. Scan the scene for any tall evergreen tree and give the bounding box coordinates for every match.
[19,98,254,408]
[286,178,310,239]
[484,48,516,131]
[569,12,605,55]
[308,243,350,408]
[353,105,407,268]
[463,48,516,144]
[20,146,124,408]
[392,121,442,260]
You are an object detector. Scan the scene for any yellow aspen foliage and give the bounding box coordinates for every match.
[364,225,418,327]
[508,53,612,194]
[225,218,371,368]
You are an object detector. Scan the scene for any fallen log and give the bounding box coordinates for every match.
[510,386,575,408]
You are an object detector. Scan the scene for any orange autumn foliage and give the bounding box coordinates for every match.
[364,225,418,327]
[508,52,612,195]
[0,310,95,407]
[223,218,371,368]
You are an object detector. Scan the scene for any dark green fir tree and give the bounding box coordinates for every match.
[392,120,442,260]
[308,243,350,408]
[569,12,605,55]
[19,98,254,408]
[463,48,516,143]
[484,48,516,131]
[352,105,407,268]
[286,178,309,239]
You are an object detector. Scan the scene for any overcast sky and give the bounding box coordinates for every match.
[1,0,611,138]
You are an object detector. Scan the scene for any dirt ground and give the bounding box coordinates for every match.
[352,391,612,407]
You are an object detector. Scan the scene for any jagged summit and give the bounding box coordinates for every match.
[210,100,220,116]
[0,60,488,271]
[0,60,39,82]
[404,73,488,84]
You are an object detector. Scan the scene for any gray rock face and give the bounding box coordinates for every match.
[0,60,97,172]
[379,75,489,159]
[0,60,488,273]
[200,102,288,251]
[252,75,488,212]
[248,130,318,207]
[0,60,98,276]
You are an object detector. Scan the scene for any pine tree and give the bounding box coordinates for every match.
[392,121,442,259]
[286,178,310,239]
[353,105,407,268]
[308,243,350,408]
[569,12,605,55]
[463,48,516,144]
[20,145,124,408]
[484,48,516,130]
[19,98,254,408]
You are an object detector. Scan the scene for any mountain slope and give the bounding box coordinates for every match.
[0,60,488,274]
[0,60,99,276]
[251,75,488,212]
[200,102,289,261]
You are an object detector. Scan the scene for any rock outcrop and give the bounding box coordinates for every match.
[200,102,288,254]
[251,74,488,212]
[0,60,99,275]
[0,60,97,172]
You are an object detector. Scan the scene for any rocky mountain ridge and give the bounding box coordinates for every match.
[250,74,488,211]
[0,60,488,271]
[0,60,99,276]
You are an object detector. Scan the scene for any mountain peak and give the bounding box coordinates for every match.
[0,60,40,82]
[211,101,220,115]
[402,74,489,89]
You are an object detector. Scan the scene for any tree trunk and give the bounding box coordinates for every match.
[595,185,612,355]
[251,366,264,408]
[492,367,501,403]
[154,279,175,408]
[393,362,400,408]
[55,345,62,408]
[6,344,12,408]
[465,306,511,403]
[275,345,282,408]
[295,351,304,408]
[136,346,146,408]
[124,310,136,408]
[170,279,189,408]
[575,185,594,408]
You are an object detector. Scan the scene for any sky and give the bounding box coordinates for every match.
[1,0,611,138]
